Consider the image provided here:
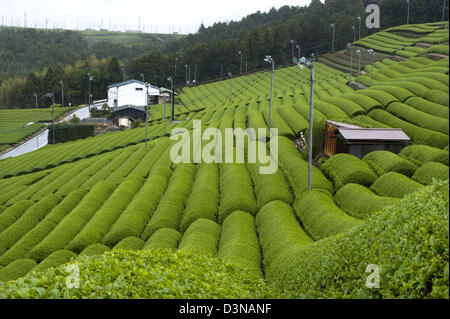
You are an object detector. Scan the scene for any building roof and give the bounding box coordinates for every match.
[326,120,361,129]
[337,128,411,142]
[108,79,159,90]
[111,105,146,113]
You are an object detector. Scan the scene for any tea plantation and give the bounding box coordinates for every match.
[0,22,448,299]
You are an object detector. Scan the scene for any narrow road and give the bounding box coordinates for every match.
[0,105,94,160]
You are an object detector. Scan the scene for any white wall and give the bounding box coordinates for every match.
[107,82,160,108]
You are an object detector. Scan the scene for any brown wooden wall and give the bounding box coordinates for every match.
[324,123,337,157]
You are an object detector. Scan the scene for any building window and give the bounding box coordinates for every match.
[135,88,143,91]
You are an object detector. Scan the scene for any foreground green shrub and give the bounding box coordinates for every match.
[334,183,398,219]
[32,250,77,273]
[412,162,449,185]
[269,180,449,298]
[113,237,145,251]
[0,249,279,298]
[362,151,418,177]
[79,244,110,257]
[370,172,424,198]
[321,154,378,190]
[217,211,262,276]
[144,228,182,250]
[399,145,449,166]
[178,219,220,256]
[0,259,37,282]
[0,200,34,233]
[294,190,360,240]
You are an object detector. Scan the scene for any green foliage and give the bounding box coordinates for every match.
[269,180,449,299]
[0,259,37,282]
[178,218,220,256]
[294,189,360,240]
[405,97,449,120]
[48,124,95,144]
[277,106,309,136]
[0,249,278,298]
[423,89,449,107]
[323,96,366,117]
[412,162,449,185]
[399,145,449,166]
[370,172,424,198]
[143,228,182,250]
[32,250,77,273]
[217,211,262,276]
[334,183,398,219]
[321,153,378,190]
[0,200,34,233]
[362,151,418,177]
[79,244,111,257]
[113,236,145,251]
[256,200,312,273]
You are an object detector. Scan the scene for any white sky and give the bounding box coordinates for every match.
[0,0,316,34]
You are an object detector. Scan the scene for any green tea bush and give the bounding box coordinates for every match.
[369,109,449,149]
[0,259,37,282]
[405,97,449,120]
[334,183,398,219]
[399,145,449,166]
[32,250,77,273]
[294,189,360,240]
[427,44,449,55]
[0,249,278,298]
[323,97,366,117]
[28,181,116,262]
[144,228,182,250]
[217,211,262,276]
[67,175,145,253]
[0,194,61,251]
[103,151,173,246]
[362,151,418,177]
[412,162,449,185]
[178,219,220,256]
[0,190,87,267]
[269,180,449,298]
[321,154,378,190]
[357,90,398,107]
[278,136,334,196]
[340,94,382,112]
[79,244,110,257]
[142,163,196,239]
[370,172,424,198]
[218,163,257,223]
[277,106,309,136]
[314,100,349,120]
[179,163,219,232]
[0,200,34,233]
[113,236,145,251]
[256,200,312,272]
[423,89,449,107]
[369,86,413,102]
[387,102,448,134]
[261,108,295,139]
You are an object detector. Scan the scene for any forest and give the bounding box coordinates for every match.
[0,0,447,108]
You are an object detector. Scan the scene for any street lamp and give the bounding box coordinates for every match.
[331,24,335,53]
[443,0,447,21]
[368,49,375,87]
[238,51,243,76]
[45,92,55,145]
[356,49,361,83]
[34,93,38,148]
[228,72,233,102]
[264,55,275,134]
[407,0,410,25]
[168,76,174,122]
[348,43,353,81]
[311,53,315,63]
[87,73,93,110]
[59,80,64,108]
[290,40,295,63]
[357,16,361,40]
[145,82,149,148]
[297,56,315,191]
[352,25,356,44]
[296,44,301,61]
[185,64,188,85]
[166,77,172,135]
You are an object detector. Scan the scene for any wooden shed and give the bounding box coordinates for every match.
[112,105,146,127]
[324,120,411,159]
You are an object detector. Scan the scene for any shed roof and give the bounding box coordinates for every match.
[112,105,146,113]
[326,120,361,129]
[337,128,411,142]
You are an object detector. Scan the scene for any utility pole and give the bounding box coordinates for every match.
[296,44,301,61]
[356,49,361,83]
[168,76,174,122]
[368,49,375,87]
[194,64,197,86]
[290,40,295,63]
[228,72,233,102]
[407,0,410,25]
[59,80,64,108]
[88,73,93,110]
[145,83,148,148]
[331,24,335,53]
[188,65,191,85]
[238,51,243,75]
[185,64,188,85]
[357,16,361,41]
[220,64,223,80]
[52,92,55,145]
[264,56,275,133]
[352,25,356,43]
[172,58,177,123]
[348,43,353,81]
[34,93,38,148]
[443,0,447,21]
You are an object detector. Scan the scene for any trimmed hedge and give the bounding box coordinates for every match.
[423,89,449,107]
[113,236,145,251]
[399,145,449,166]
[79,244,110,257]
[370,172,425,198]
[256,200,312,273]
[322,97,366,117]
[217,211,262,276]
[67,175,145,253]
[218,163,257,223]
[144,228,182,250]
[277,106,309,137]
[321,154,378,190]
[179,163,219,232]
[369,86,414,102]
[278,136,334,196]
[357,90,398,107]
[0,200,34,233]
[28,181,116,262]
[334,183,398,219]
[314,100,349,120]
[405,97,449,120]
[0,249,278,298]
[362,151,418,177]
[48,124,95,144]
[0,190,87,267]
[32,250,77,273]
[0,259,37,282]
[294,189,360,240]
[340,94,382,112]
[142,163,196,240]
[269,180,449,298]
[178,218,220,256]
[412,162,449,185]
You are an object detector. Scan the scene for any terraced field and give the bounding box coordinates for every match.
[0,22,448,298]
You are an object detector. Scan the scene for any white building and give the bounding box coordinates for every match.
[107,79,160,108]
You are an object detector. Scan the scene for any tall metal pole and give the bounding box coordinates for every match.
[368,49,374,87]
[185,65,188,85]
[239,51,243,76]
[443,0,447,21]
[52,91,55,145]
[407,0,410,25]
[357,49,361,83]
[228,73,232,102]
[169,77,174,122]
[331,24,335,53]
[163,95,167,135]
[348,43,353,80]
[172,58,176,123]
[308,64,315,191]
[296,44,300,60]
[268,58,274,133]
[194,64,197,86]
[311,53,315,63]
[145,83,148,148]
[290,40,294,62]
[352,25,356,43]
[188,65,191,85]
[60,80,64,108]
[245,63,248,76]
[34,93,38,148]
[220,64,223,80]
[357,16,361,40]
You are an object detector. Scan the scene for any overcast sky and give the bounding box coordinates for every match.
[0,0,316,34]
